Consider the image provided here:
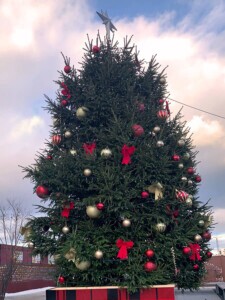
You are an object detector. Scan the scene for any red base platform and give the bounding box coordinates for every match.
[46,285,175,300]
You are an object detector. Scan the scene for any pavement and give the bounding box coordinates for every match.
[5,286,221,300]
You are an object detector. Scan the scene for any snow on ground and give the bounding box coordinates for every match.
[5,287,54,297]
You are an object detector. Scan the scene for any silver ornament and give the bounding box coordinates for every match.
[153,126,161,133]
[101,148,112,158]
[62,226,70,234]
[198,220,205,227]
[185,197,193,207]
[76,107,89,119]
[70,149,77,156]
[177,139,185,147]
[86,206,101,218]
[155,222,166,233]
[75,260,91,270]
[94,250,103,259]
[64,130,72,138]
[150,132,156,137]
[27,242,34,248]
[183,152,190,160]
[194,234,202,242]
[156,140,164,147]
[181,176,187,182]
[188,180,193,186]
[122,219,131,227]
[178,163,184,169]
[84,169,92,176]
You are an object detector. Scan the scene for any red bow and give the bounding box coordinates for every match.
[61,82,71,100]
[121,145,136,165]
[61,202,74,218]
[189,243,201,261]
[116,239,134,260]
[83,143,96,155]
[166,100,170,116]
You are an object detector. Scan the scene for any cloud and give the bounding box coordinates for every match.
[187,116,224,147]
[10,116,44,140]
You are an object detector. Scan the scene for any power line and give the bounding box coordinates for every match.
[168,97,225,120]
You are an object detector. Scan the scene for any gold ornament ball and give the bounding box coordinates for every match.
[94,250,103,259]
[122,219,131,227]
[84,168,92,177]
[185,197,193,207]
[183,152,190,160]
[198,220,205,227]
[52,117,59,126]
[194,234,202,242]
[75,260,91,271]
[27,242,34,248]
[178,163,184,169]
[177,139,185,147]
[188,180,193,186]
[86,205,101,218]
[76,107,89,119]
[65,130,72,138]
[101,148,112,158]
[159,77,166,84]
[181,176,187,182]
[153,126,161,133]
[155,222,166,233]
[156,140,164,147]
[70,149,77,156]
[62,226,70,234]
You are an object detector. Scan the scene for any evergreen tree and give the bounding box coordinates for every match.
[22,33,213,292]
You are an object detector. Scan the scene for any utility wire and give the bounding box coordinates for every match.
[168,97,225,120]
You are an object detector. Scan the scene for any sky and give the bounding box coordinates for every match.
[1,0,225,243]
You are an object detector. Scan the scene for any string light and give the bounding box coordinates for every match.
[168,97,225,120]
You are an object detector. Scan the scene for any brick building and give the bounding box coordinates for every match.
[0,244,55,293]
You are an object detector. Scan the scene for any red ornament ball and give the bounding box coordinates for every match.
[173,210,179,218]
[36,185,50,199]
[52,135,61,145]
[96,203,104,210]
[202,231,211,241]
[144,261,157,272]
[172,154,180,161]
[141,191,149,199]
[92,45,100,53]
[46,155,52,160]
[187,167,195,175]
[64,65,71,73]
[132,124,144,137]
[61,99,68,107]
[195,175,202,183]
[193,264,199,271]
[158,99,165,105]
[206,251,212,258]
[145,249,154,258]
[138,103,145,111]
[157,110,168,119]
[58,276,65,284]
[182,247,191,255]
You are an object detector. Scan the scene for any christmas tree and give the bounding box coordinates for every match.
[22,14,213,292]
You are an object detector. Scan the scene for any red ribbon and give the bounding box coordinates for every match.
[121,145,136,165]
[189,243,201,261]
[61,82,71,100]
[61,202,74,218]
[116,239,134,260]
[166,100,170,116]
[83,143,96,155]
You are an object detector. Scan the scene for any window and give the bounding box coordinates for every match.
[14,251,23,263]
[32,254,41,264]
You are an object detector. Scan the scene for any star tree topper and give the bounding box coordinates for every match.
[96,10,117,40]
